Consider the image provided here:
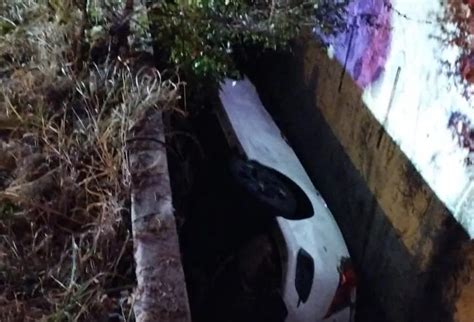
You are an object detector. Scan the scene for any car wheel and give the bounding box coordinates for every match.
[229,158,297,218]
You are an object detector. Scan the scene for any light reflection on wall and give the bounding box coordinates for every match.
[316,0,474,237]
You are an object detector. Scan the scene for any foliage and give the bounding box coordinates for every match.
[149,0,348,80]
[0,0,180,320]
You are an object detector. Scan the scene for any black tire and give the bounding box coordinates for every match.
[229,158,297,218]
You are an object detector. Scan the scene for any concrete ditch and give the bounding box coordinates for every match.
[246,37,474,322]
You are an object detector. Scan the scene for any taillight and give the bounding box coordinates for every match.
[324,257,357,319]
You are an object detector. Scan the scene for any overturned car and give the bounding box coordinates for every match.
[213,77,357,322]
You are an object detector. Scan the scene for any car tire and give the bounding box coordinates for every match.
[229,157,297,218]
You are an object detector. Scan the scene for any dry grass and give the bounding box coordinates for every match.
[0,1,180,320]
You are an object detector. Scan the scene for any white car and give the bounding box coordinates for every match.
[217,77,356,322]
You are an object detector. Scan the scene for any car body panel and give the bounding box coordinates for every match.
[218,77,353,322]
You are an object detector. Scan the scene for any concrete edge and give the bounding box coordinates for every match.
[129,110,191,322]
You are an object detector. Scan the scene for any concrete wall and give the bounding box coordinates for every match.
[246,38,474,322]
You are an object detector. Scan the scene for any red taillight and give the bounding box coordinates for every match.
[324,258,357,319]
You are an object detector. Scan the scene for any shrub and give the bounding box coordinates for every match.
[148,0,348,79]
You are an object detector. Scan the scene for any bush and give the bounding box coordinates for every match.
[148,0,348,80]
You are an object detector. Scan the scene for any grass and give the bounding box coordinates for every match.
[0,0,181,320]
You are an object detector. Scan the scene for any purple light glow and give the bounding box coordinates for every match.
[317,0,392,88]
